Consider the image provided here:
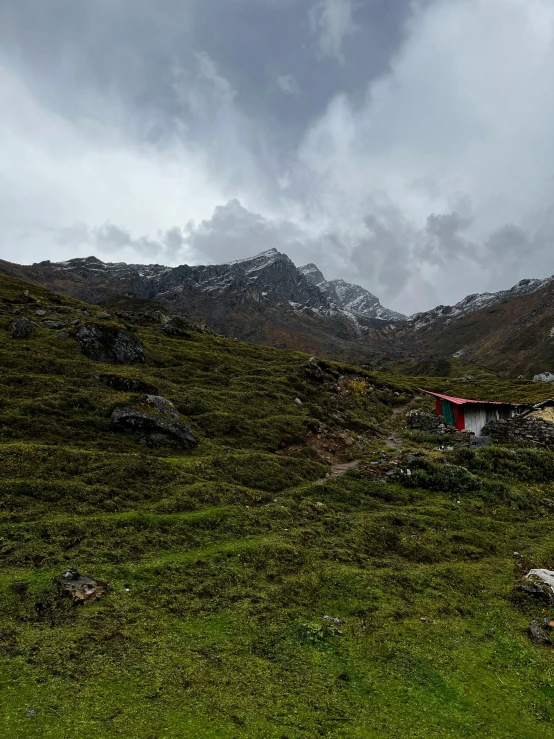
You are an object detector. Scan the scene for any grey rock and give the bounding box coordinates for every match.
[534,372,554,383]
[323,615,345,625]
[57,331,70,340]
[96,311,111,319]
[76,324,145,364]
[112,406,197,449]
[529,622,550,644]
[10,318,37,339]
[35,310,46,316]
[146,394,180,420]
[304,357,324,382]
[43,320,66,329]
[57,568,107,604]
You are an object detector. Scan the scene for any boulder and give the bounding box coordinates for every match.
[76,324,145,364]
[43,320,66,330]
[10,318,37,339]
[534,372,554,383]
[112,402,197,449]
[57,568,107,604]
[518,569,554,603]
[304,357,324,382]
[529,622,551,644]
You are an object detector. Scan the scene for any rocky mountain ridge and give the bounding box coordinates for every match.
[2,250,554,377]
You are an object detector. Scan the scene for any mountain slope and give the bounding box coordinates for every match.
[385,277,554,377]
[2,273,554,737]
[0,250,402,360]
[3,251,554,378]
[299,263,405,322]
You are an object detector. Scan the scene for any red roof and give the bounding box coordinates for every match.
[419,390,517,407]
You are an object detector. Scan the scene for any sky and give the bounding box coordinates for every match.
[0,0,553,314]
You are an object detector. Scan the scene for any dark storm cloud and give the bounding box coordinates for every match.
[1,0,554,315]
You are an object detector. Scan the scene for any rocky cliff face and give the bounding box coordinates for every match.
[0,250,399,358]
[298,264,405,322]
[3,250,554,378]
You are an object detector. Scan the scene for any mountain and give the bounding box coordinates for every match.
[0,250,404,359]
[409,277,550,329]
[400,275,554,377]
[299,263,405,322]
[3,250,554,378]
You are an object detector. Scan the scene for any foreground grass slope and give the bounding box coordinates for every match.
[1,274,554,738]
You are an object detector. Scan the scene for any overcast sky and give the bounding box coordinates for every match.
[1,0,553,313]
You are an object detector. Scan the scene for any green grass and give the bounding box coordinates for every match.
[2,274,554,737]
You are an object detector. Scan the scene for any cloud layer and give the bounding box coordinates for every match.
[0,0,553,314]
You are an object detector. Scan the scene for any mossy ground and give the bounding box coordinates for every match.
[2,275,554,738]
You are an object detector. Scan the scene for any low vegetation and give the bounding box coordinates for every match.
[2,274,554,738]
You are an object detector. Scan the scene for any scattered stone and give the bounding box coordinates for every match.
[518,569,554,603]
[57,331,70,340]
[295,398,303,406]
[26,710,36,718]
[10,318,37,339]
[112,404,197,449]
[96,311,111,319]
[97,374,158,394]
[35,310,46,317]
[526,569,554,594]
[76,324,145,364]
[57,568,107,604]
[529,622,551,644]
[43,320,66,330]
[20,290,36,303]
[304,357,324,382]
[323,616,345,625]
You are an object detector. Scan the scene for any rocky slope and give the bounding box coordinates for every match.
[299,263,405,322]
[0,250,403,359]
[409,277,550,328]
[2,250,554,377]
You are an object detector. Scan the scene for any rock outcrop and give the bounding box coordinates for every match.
[111,395,197,449]
[10,318,37,339]
[76,324,145,364]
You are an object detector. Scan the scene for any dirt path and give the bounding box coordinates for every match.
[386,403,411,448]
[315,460,360,485]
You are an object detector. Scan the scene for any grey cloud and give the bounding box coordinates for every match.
[277,75,300,96]
[309,0,359,62]
[2,0,554,316]
[421,212,477,266]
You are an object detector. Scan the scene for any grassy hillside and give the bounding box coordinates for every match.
[2,274,554,738]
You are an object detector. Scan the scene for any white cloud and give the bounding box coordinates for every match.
[309,0,359,63]
[297,0,554,309]
[277,74,300,96]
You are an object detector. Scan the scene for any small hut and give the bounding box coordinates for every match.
[420,390,517,436]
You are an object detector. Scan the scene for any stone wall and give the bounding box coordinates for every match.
[406,411,471,444]
[483,417,554,450]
